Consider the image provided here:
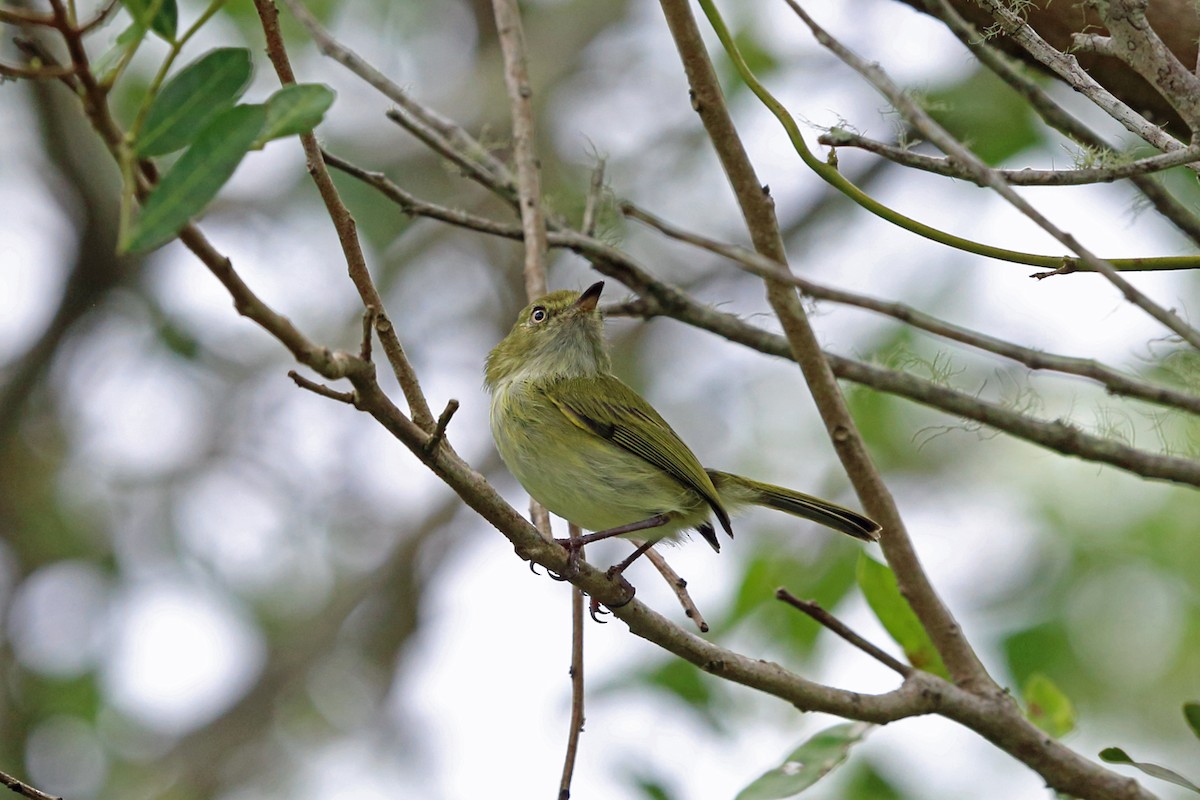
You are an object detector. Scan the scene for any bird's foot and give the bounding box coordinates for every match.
[553,535,586,579]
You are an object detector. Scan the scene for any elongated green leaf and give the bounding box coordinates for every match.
[93,22,149,84]
[1023,673,1075,738]
[736,723,873,800]
[119,0,177,42]
[1099,748,1200,793]
[1185,702,1200,740]
[254,83,336,147]
[856,554,948,678]
[136,48,253,157]
[122,104,266,254]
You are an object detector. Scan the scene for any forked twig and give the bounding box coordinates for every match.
[776,589,910,677]
[643,545,709,633]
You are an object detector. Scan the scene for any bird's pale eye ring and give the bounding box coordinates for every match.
[530,306,548,323]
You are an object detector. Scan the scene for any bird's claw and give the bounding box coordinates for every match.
[589,597,610,623]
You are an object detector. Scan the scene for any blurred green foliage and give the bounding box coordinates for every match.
[922,67,1042,166]
[3,1,1199,800]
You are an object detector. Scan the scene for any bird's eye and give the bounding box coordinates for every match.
[530,306,548,323]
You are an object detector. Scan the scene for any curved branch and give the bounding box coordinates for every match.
[780,0,1200,349]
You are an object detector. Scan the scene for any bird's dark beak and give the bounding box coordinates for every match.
[573,281,604,313]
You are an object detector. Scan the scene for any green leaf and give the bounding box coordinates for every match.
[122,103,266,254]
[93,22,148,84]
[119,0,177,42]
[856,553,948,678]
[254,83,336,147]
[1184,702,1200,740]
[723,543,856,655]
[1022,673,1075,738]
[630,774,677,800]
[1099,747,1200,793]
[136,48,253,157]
[736,722,873,800]
[922,67,1042,165]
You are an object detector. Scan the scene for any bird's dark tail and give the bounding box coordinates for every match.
[708,470,881,542]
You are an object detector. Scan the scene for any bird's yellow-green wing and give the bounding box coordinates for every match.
[541,374,732,537]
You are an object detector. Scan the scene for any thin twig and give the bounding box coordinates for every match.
[643,545,709,633]
[11,37,79,90]
[582,158,607,238]
[776,589,911,676]
[288,370,357,404]
[819,129,1200,186]
[559,528,586,800]
[623,201,1200,415]
[277,0,515,199]
[384,108,519,208]
[323,151,521,236]
[491,0,550,298]
[77,0,119,33]
[622,290,1200,488]
[530,499,553,540]
[0,770,61,800]
[0,6,54,25]
[424,399,460,453]
[359,306,376,362]
[252,0,436,430]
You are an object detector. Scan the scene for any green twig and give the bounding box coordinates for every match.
[692,0,1200,273]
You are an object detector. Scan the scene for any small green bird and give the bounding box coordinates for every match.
[485,281,880,576]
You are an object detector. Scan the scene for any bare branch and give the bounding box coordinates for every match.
[972,0,1196,165]
[0,770,61,800]
[278,0,515,199]
[0,6,54,25]
[615,290,1200,489]
[491,0,550,298]
[0,59,75,79]
[819,129,1200,188]
[1085,0,1200,132]
[288,370,357,405]
[623,202,1200,416]
[643,545,709,633]
[252,0,436,430]
[669,0,991,689]
[916,0,1200,246]
[323,151,521,237]
[559,527,586,800]
[424,399,460,454]
[784,0,1200,349]
[776,589,911,677]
